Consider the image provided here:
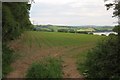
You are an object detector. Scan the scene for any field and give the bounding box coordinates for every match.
[6,31,105,78]
[35,25,114,32]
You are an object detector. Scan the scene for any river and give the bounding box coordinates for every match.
[93,32,117,36]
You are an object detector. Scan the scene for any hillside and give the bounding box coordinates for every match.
[33,25,114,32]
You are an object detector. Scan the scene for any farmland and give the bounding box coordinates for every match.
[7,31,105,78]
[3,1,119,79]
[34,25,114,32]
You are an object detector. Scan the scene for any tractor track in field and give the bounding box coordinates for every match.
[6,32,94,79]
[6,41,86,78]
[62,57,84,78]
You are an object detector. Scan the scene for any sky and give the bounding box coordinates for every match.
[29,0,117,26]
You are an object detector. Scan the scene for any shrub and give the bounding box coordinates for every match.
[35,28,54,32]
[33,28,36,31]
[113,25,120,35]
[57,29,68,33]
[2,44,14,77]
[109,33,116,36]
[101,34,106,36]
[77,36,120,79]
[76,31,88,34]
[2,2,32,77]
[69,29,76,33]
[26,57,62,78]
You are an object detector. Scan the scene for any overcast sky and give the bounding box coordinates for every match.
[30,0,117,26]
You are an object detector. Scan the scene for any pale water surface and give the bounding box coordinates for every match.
[93,32,117,36]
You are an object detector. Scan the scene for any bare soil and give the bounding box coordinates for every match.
[6,39,90,79]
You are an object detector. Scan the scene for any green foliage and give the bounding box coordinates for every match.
[95,27,113,32]
[105,0,120,37]
[2,44,14,77]
[69,29,76,33]
[78,1,120,79]
[2,2,31,42]
[2,2,31,77]
[26,57,62,78]
[57,29,68,33]
[109,33,116,36]
[113,25,120,35]
[78,36,120,79]
[105,0,120,32]
[77,51,88,75]
[2,4,19,41]
[76,31,88,34]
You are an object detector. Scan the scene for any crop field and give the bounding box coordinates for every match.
[7,31,105,78]
[20,31,104,46]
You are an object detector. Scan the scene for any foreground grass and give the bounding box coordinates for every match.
[76,51,89,77]
[26,56,62,78]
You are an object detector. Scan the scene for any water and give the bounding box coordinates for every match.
[93,32,117,36]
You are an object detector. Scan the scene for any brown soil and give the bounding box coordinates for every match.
[6,39,90,79]
[62,57,84,78]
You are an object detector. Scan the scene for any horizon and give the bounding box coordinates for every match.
[34,24,115,27]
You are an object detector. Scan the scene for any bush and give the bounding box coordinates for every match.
[109,33,116,36]
[89,32,93,35]
[26,57,62,78]
[113,25,120,34]
[76,31,88,34]
[34,27,54,32]
[57,29,68,33]
[77,36,120,79]
[101,34,106,36]
[2,3,32,77]
[69,29,76,33]
[2,44,14,77]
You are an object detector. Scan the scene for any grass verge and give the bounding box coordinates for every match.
[76,51,89,78]
[26,56,63,78]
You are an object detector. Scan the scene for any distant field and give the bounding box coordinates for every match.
[49,26,69,32]
[21,31,104,47]
[7,31,105,78]
[95,27,113,31]
[34,25,114,32]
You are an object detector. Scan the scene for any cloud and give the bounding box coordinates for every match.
[34,0,76,5]
[30,0,117,26]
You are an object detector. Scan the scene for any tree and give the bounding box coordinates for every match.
[2,2,32,77]
[105,0,120,35]
[2,2,31,42]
